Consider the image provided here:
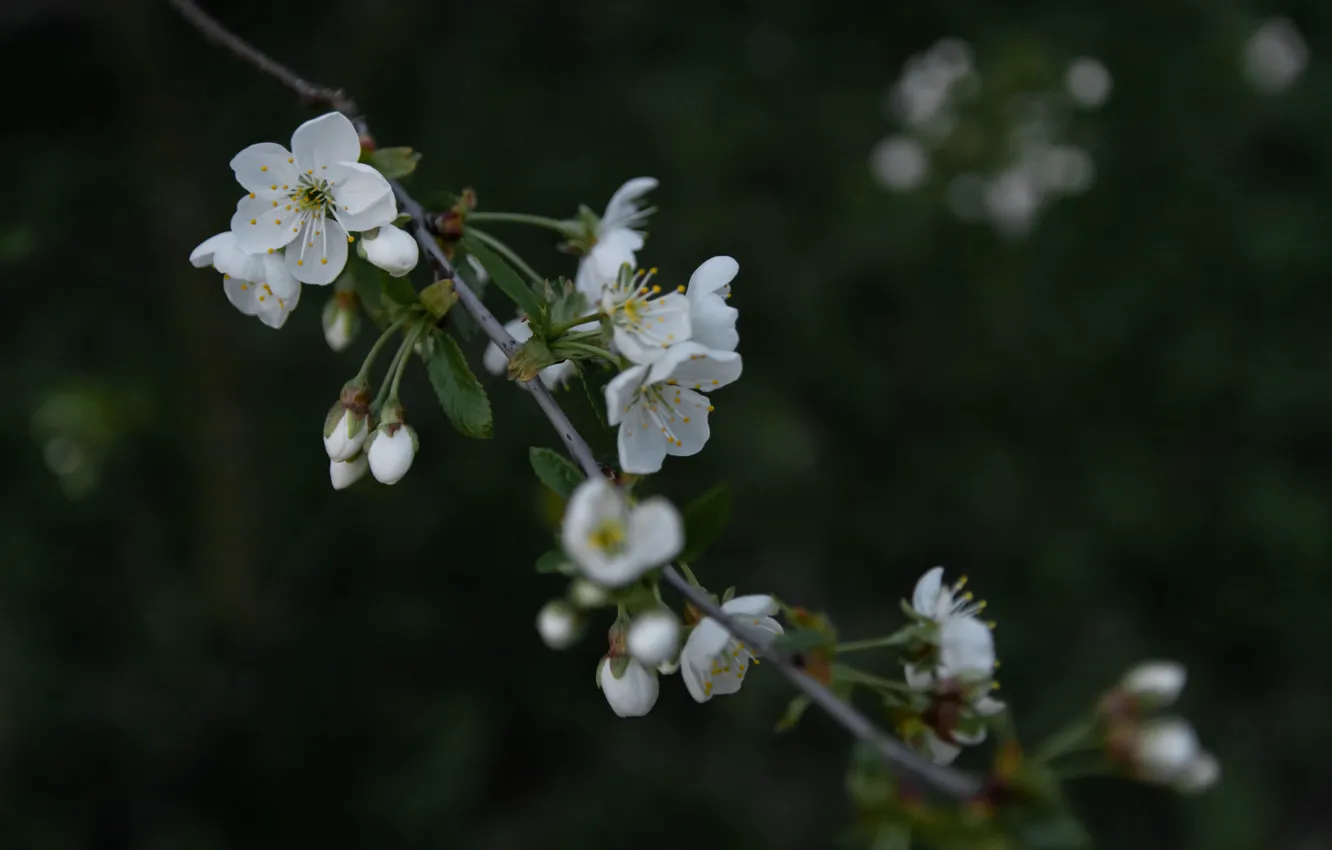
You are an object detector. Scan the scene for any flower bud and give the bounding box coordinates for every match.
[536,600,582,650]
[596,656,658,717]
[329,454,369,490]
[323,382,372,462]
[1173,751,1220,793]
[657,658,680,675]
[322,293,362,352]
[362,223,420,277]
[626,609,681,667]
[1133,718,1199,783]
[1121,661,1186,708]
[366,420,418,485]
[569,578,611,609]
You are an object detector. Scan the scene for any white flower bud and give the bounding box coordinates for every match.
[322,296,361,352]
[569,578,611,609]
[1173,751,1220,793]
[657,658,680,675]
[329,454,368,490]
[367,423,418,485]
[597,657,658,717]
[1122,661,1186,708]
[536,600,581,650]
[324,409,369,462]
[1134,718,1199,783]
[362,223,420,277]
[626,609,681,667]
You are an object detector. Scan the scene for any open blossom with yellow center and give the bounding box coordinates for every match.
[600,266,692,364]
[680,594,783,703]
[189,231,300,329]
[561,477,683,587]
[605,342,742,474]
[574,177,657,301]
[227,112,397,285]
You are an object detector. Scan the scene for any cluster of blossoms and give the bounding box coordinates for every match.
[537,476,782,718]
[190,112,420,330]
[1103,661,1219,793]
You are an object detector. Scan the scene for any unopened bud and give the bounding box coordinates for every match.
[626,609,681,667]
[362,223,420,277]
[1133,718,1199,783]
[366,409,417,485]
[1173,751,1220,793]
[536,600,582,650]
[597,656,658,717]
[329,454,369,490]
[322,293,362,352]
[323,383,372,462]
[433,211,464,240]
[570,578,611,609]
[1121,661,1186,709]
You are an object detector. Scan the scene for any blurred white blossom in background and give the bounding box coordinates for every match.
[1243,17,1308,94]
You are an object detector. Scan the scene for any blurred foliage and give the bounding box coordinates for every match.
[2,0,1330,847]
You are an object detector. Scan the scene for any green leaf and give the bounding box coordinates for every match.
[535,550,571,574]
[380,270,419,308]
[680,483,731,563]
[460,233,543,321]
[775,694,811,732]
[578,363,611,432]
[1016,812,1091,850]
[529,447,584,499]
[369,146,422,180]
[422,330,492,439]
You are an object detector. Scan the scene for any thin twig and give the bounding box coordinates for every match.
[170,0,980,800]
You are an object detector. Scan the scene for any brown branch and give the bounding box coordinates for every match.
[169,0,982,800]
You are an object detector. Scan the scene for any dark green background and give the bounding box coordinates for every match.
[2,0,1328,847]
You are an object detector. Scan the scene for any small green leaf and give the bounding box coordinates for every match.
[578,363,610,432]
[460,233,543,321]
[680,483,731,563]
[369,146,422,180]
[535,550,571,574]
[775,694,811,732]
[380,270,419,308]
[422,330,492,439]
[390,212,412,227]
[420,279,459,320]
[529,447,584,499]
[1016,812,1091,850]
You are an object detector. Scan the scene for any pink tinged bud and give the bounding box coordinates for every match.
[626,609,681,667]
[536,600,581,650]
[329,454,369,490]
[324,409,369,461]
[367,423,417,484]
[362,224,420,277]
[1121,661,1186,708]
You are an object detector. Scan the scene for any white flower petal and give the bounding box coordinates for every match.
[648,342,742,391]
[661,388,711,457]
[938,616,996,679]
[925,732,962,765]
[912,567,945,617]
[688,291,739,353]
[362,223,419,276]
[329,162,397,231]
[601,177,658,231]
[223,277,261,315]
[329,455,368,490]
[598,657,659,717]
[229,142,298,194]
[539,361,576,390]
[626,610,681,667]
[190,232,235,268]
[626,498,683,571]
[612,292,692,365]
[261,253,300,300]
[286,218,349,285]
[291,112,361,171]
[617,407,668,474]
[230,194,299,255]
[687,256,738,297]
[367,425,417,484]
[604,364,648,427]
[721,595,778,617]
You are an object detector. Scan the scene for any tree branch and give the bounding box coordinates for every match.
[170,0,982,800]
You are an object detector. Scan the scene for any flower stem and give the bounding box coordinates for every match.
[355,316,408,382]
[372,329,415,412]
[551,340,619,367]
[549,312,605,337]
[834,633,911,655]
[466,228,545,286]
[467,211,572,233]
[1033,715,1100,764]
[831,664,913,693]
[387,323,428,403]
[678,562,702,588]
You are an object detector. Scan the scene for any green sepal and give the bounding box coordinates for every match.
[535,549,573,575]
[775,694,812,733]
[368,146,422,180]
[609,655,630,679]
[419,279,459,320]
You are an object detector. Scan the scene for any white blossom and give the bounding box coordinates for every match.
[680,594,783,703]
[605,342,742,474]
[911,566,988,625]
[324,409,370,462]
[597,656,659,717]
[1122,661,1186,708]
[190,231,300,328]
[329,455,368,490]
[367,422,418,485]
[574,177,657,300]
[536,600,581,650]
[626,609,681,667]
[228,112,396,285]
[1064,57,1112,108]
[1174,751,1220,793]
[1134,718,1200,784]
[560,477,682,587]
[684,256,740,353]
[600,267,691,364]
[362,223,419,277]
[482,317,576,389]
